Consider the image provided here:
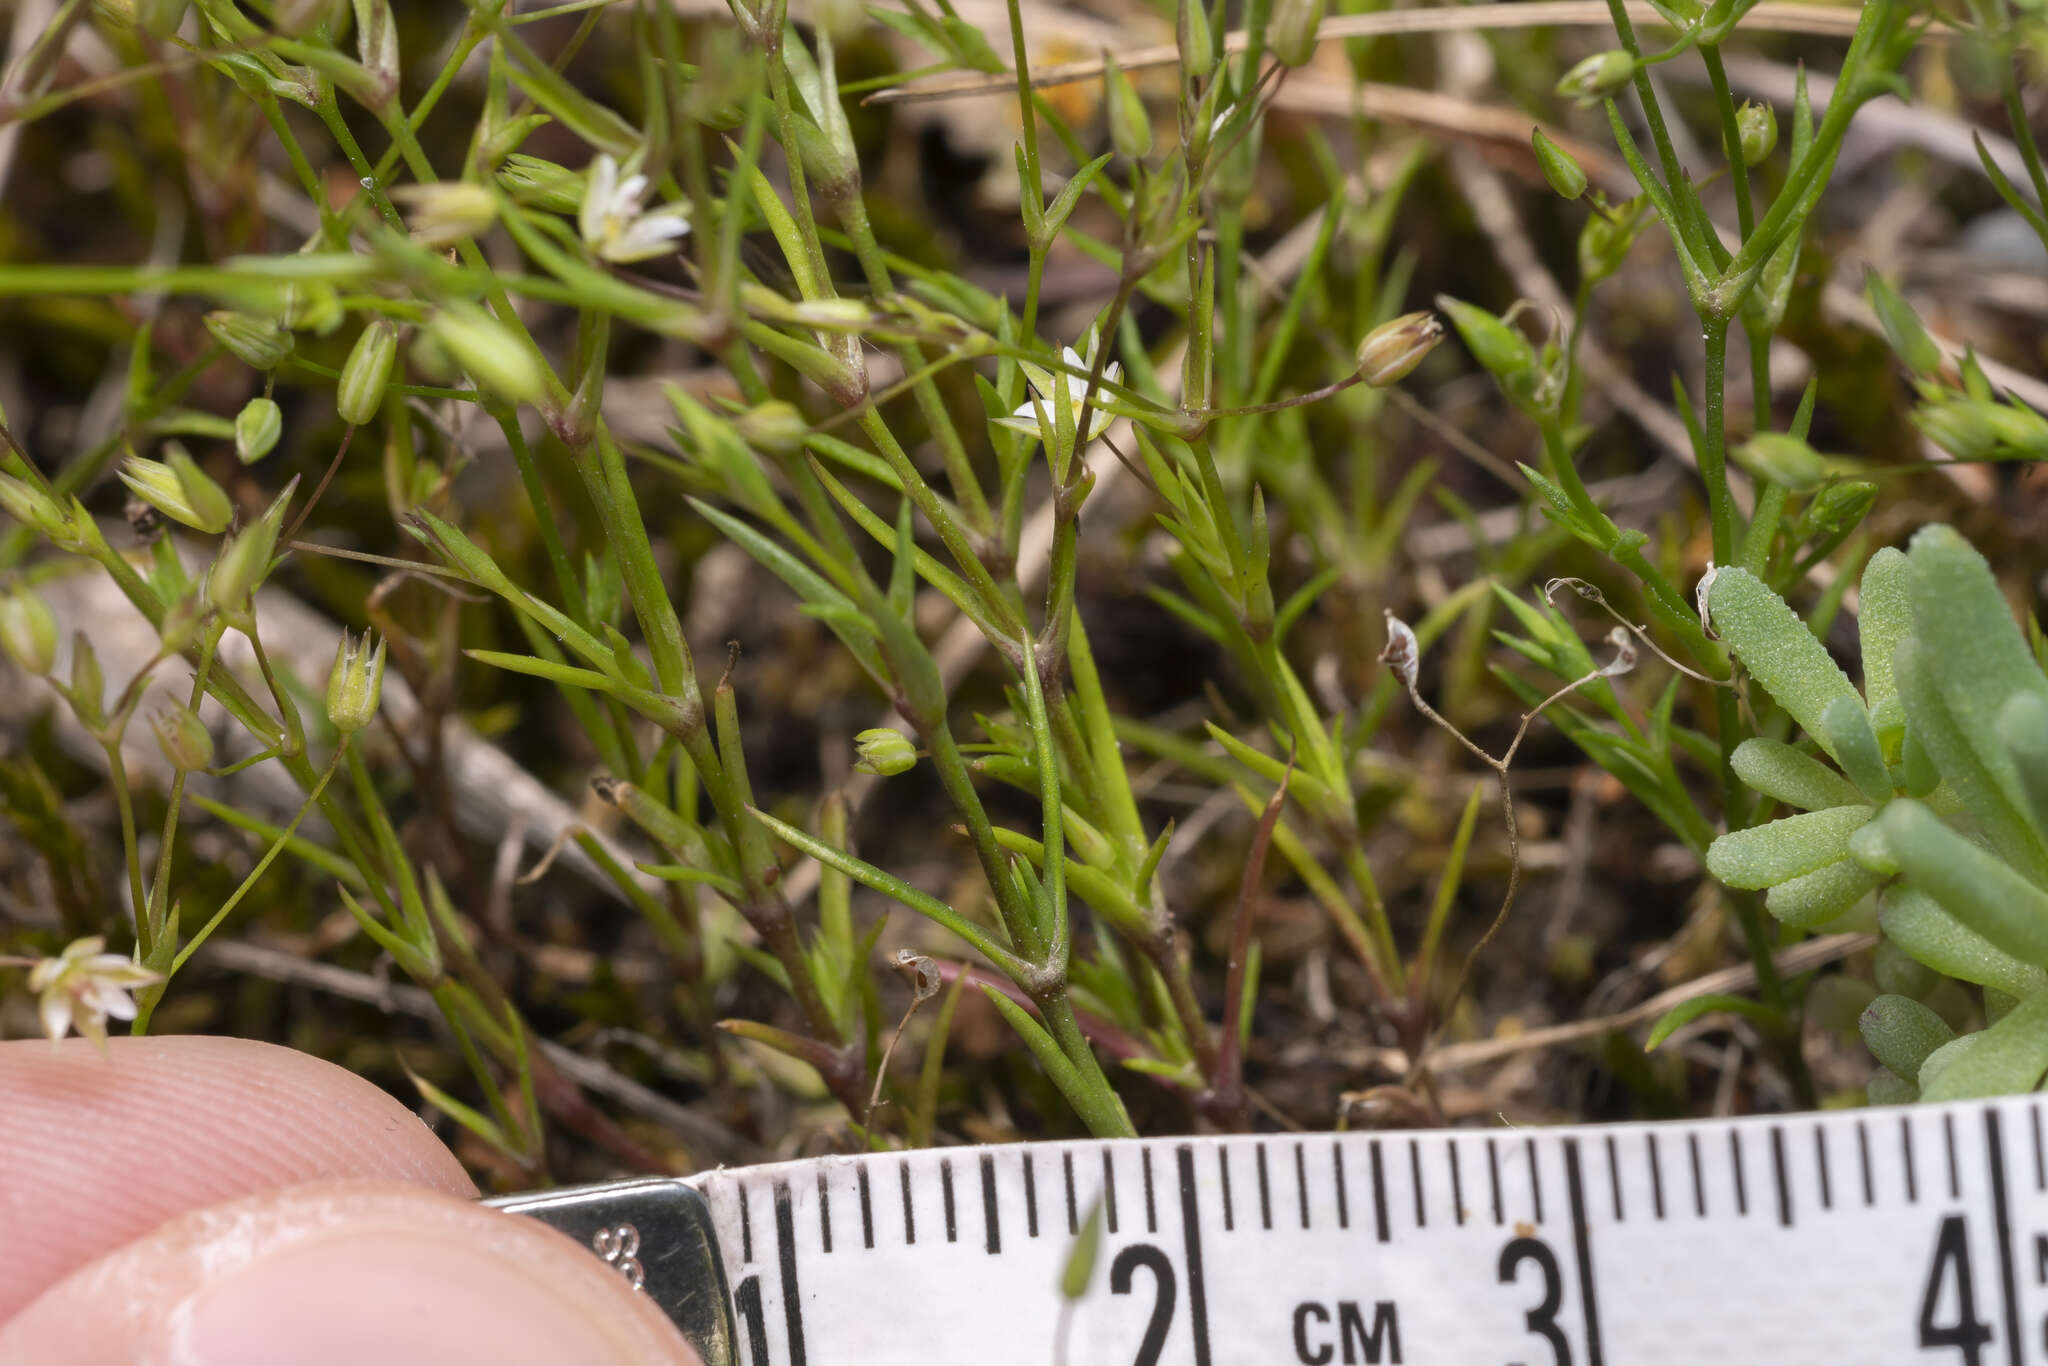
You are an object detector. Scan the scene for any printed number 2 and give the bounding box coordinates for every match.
[1110,1243,1178,1366]
[1498,1236,1571,1366]
[1918,1214,1993,1365]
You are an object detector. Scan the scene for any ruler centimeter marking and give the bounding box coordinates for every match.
[496,1095,2048,1365]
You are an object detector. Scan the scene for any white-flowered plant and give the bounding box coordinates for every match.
[578,153,691,263]
[994,333,1122,448]
[1,937,161,1049]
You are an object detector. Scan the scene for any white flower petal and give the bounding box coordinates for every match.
[91,985,140,1022]
[38,989,72,1042]
[580,155,619,246]
[615,173,650,212]
[601,214,692,263]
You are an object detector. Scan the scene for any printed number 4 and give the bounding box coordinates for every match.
[1498,1236,1571,1366]
[1918,1214,1994,1365]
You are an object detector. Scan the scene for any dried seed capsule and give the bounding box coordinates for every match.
[1354,311,1444,387]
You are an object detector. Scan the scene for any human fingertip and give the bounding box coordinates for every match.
[0,1181,701,1366]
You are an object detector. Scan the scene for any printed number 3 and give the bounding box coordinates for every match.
[1498,1236,1571,1366]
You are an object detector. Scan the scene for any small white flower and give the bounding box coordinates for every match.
[578,154,691,264]
[994,332,1123,447]
[3,936,161,1049]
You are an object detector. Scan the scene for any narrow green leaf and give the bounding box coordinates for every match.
[1708,566,1863,766]
[1858,993,1954,1083]
[1879,886,2048,1000]
[1821,695,1893,803]
[1765,858,1883,928]
[1705,805,1874,889]
[1644,994,1784,1050]
[1859,547,1910,746]
[1730,737,1865,812]
[1880,798,2048,970]
[1919,990,2048,1100]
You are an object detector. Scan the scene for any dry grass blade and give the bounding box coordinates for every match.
[866,2,1876,107]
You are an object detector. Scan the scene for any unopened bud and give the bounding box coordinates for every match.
[1737,101,1777,166]
[1269,0,1325,68]
[337,319,398,426]
[1733,432,1831,490]
[1104,54,1153,161]
[1804,480,1877,537]
[158,594,204,655]
[208,480,296,625]
[854,727,918,776]
[119,444,233,534]
[326,629,387,734]
[0,471,75,543]
[204,311,293,371]
[1556,50,1636,105]
[391,181,498,246]
[235,397,283,464]
[1355,311,1444,387]
[1436,295,1535,389]
[497,155,585,214]
[736,400,809,456]
[1866,273,1942,378]
[0,586,58,675]
[429,305,545,407]
[1380,611,1419,688]
[1912,399,2048,462]
[69,631,105,729]
[150,703,214,772]
[135,0,189,37]
[353,0,400,109]
[1531,128,1587,200]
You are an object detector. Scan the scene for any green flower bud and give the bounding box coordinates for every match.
[1104,53,1153,161]
[119,444,233,534]
[1556,50,1636,105]
[1803,480,1877,537]
[203,311,294,371]
[234,397,282,464]
[326,629,387,734]
[1913,398,2048,461]
[1736,101,1777,166]
[736,400,810,456]
[0,471,77,544]
[853,727,918,776]
[1269,0,1326,68]
[337,320,398,426]
[1531,128,1587,200]
[0,586,58,676]
[68,630,105,729]
[135,0,189,37]
[390,181,499,246]
[1579,197,1648,284]
[429,305,546,408]
[1866,272,1942,377]
[1354,311,1444,387]
[1733,432,1831,490]
[149,702,214,772]
[496,154,584,214]
[1436,295,1535,390]
[208,480,296,626]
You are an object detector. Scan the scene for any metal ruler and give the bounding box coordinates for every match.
[491,1095,2048,1364]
